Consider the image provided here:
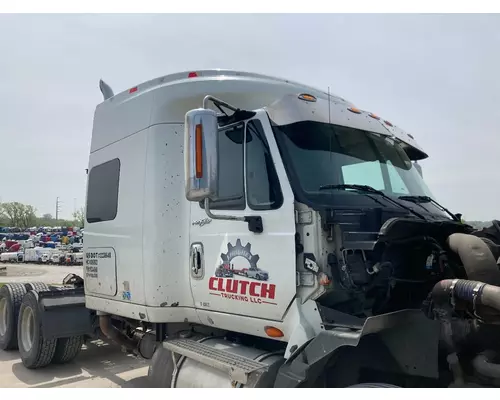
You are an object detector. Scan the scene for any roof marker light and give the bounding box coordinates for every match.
[188,72,198,78]
[348,106,362,114]
[298,93,317,102]
[384,120,393,127]
[369,113,380,120]
[129,87,138,94]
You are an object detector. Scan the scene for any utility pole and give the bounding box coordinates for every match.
[56,197,61,221]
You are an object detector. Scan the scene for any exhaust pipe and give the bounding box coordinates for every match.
[99,315,137,353]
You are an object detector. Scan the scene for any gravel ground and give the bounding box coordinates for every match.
[0,262,151,388]
[0,340,150,388]
[0,262,83,285]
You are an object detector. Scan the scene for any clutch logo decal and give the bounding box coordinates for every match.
[209,239,276,305]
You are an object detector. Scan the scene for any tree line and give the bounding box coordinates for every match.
[0,200,493,232]
[0,202,85,229]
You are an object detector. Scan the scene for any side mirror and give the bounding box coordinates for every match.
[184,108,219,202]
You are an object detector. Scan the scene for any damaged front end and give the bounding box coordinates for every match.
[291,207,500,387]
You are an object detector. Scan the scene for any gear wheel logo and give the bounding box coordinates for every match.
[215,239,269,281]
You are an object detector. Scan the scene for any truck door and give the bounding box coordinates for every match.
[189,110,297,323]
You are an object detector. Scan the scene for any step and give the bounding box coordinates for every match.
[163,338,268,384]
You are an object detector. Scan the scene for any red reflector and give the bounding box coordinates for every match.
[129,87,138,93]
[188,72,198,78]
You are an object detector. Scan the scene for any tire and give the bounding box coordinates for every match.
[0,283,27,350]
[256,274,261,280]
[52,336,84,364]
[17,291,57,369]
[148,347,177,388]
[25,282,49,293]
[347,383,400,388]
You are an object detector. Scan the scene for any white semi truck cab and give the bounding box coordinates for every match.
[4,70,500,388]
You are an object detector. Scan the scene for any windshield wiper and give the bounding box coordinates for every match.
[398,195,460,222]
[319,183,427,220]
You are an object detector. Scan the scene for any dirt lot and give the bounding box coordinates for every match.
[0,262,83,285]
[0,262,151,388]
[0,340,151,388]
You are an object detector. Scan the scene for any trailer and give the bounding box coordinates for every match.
[0,252,20,263]
[2,70,500,388]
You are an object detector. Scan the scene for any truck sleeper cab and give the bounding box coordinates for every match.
[80,70,450,387]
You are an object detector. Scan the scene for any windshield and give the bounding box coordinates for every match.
[272,120,447,218]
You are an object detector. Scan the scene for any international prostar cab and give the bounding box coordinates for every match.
[2,70,500,388]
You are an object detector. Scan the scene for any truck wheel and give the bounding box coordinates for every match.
[0,283,27,350]
[148,347,176,388]
[347,383,400,388]
[52,336,85,364]
[17,291,57,369]
[25,282,49,292]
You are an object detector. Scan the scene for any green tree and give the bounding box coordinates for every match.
[0,202,37,229]
[72,207,85,227]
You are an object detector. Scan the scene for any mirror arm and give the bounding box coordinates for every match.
[203,95,238,112]
[203,199,263,234]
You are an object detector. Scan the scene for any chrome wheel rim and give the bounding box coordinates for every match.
[20,306,35,351]
[0,298,8,336]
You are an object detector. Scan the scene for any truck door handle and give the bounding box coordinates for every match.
[192,250,201,272]
[190,243,204,279]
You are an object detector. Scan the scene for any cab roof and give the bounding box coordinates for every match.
[91,69,427,160]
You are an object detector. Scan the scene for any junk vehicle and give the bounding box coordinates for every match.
[24,247,47,263]
[0,252,20,263]
[2,70,500,388]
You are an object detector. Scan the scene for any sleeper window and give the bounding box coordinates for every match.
[86,158,120,223]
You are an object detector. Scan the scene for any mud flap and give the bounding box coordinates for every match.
[37,288,94,340]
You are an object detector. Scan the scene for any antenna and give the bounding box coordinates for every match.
[328,87,331,125]
[328,87,334,205]
[328,86,332,158]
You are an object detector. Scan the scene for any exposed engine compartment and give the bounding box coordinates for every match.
[317,213,500,387]
[318,214,470,316]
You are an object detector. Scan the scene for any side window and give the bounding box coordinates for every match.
[245,120,283,210]
[86,158,120,223]
[201,123,245,210]
[341,161,385,190]
[387,160,410,194]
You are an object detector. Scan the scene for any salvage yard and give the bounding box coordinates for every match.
[0,262,83,285]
